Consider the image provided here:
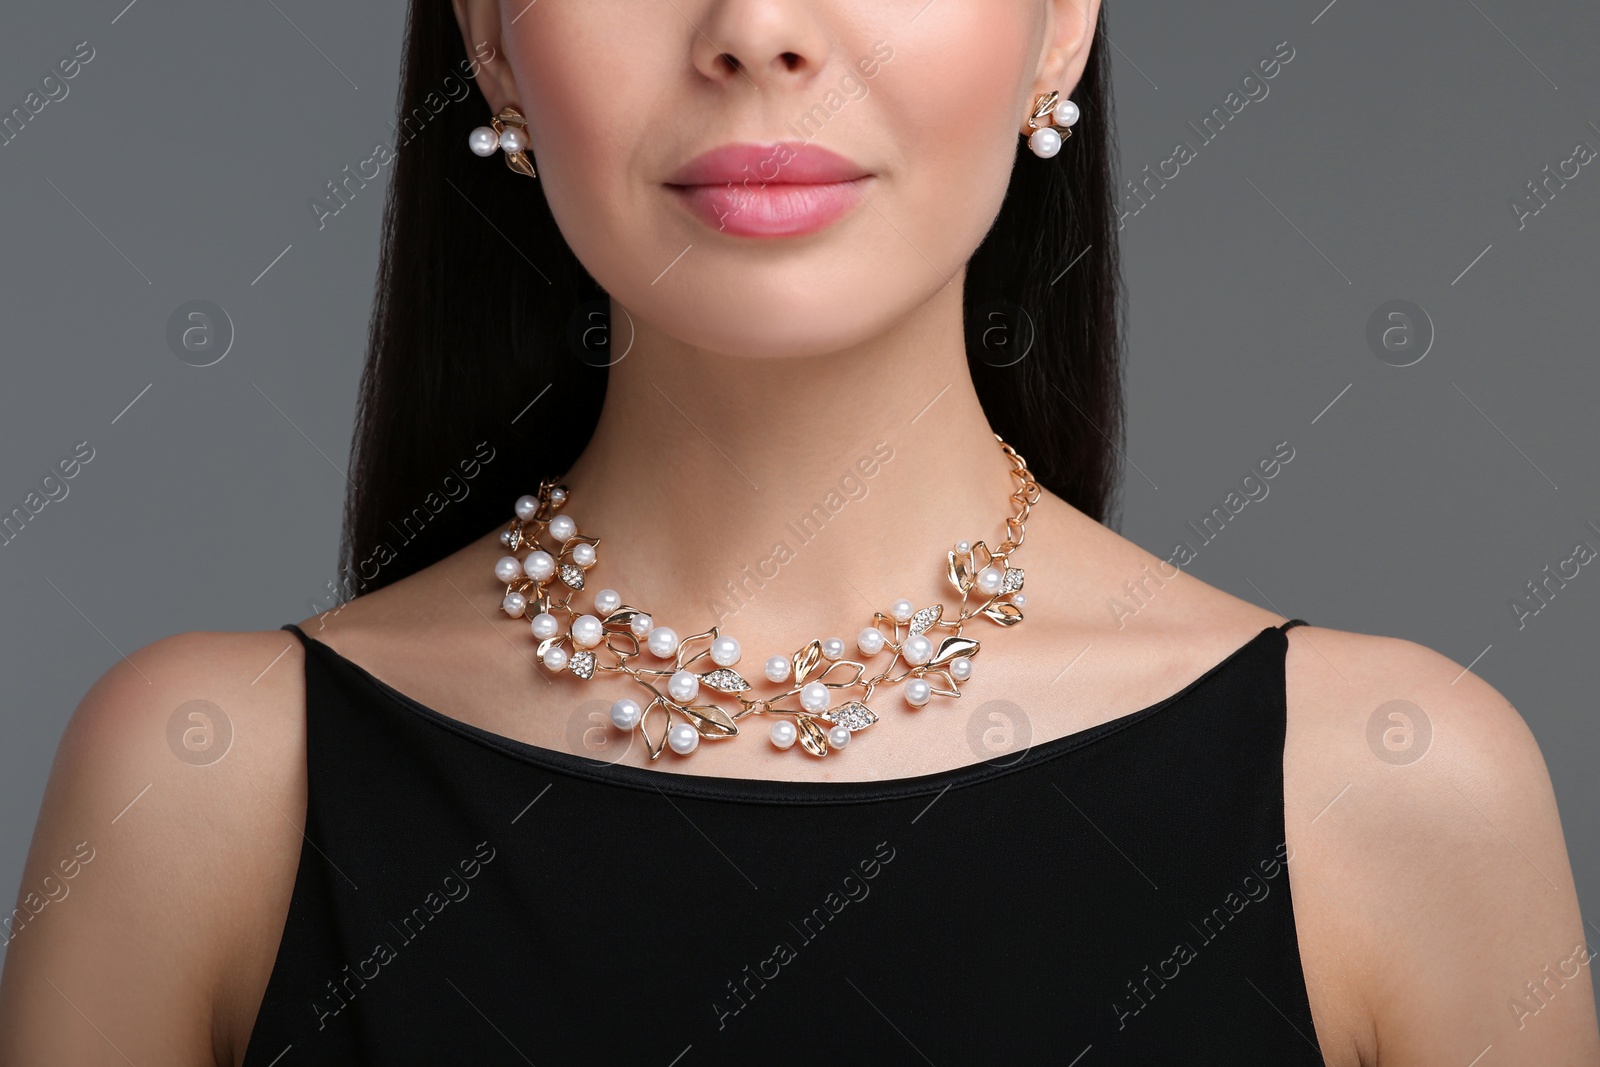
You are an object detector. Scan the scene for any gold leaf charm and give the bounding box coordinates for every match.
[981,602,1023,626]
[924,668,960,697]
[602,606,647,632]
[796,715,829,757]
[930,635,980,666]
[535,634,564,660]
[791,639,824,685]
[684,704,739,738]
[639,700,671,759]
[969,540,994,573]
[674,628,719,669]
[504,151,537,179]
[558,533,599,560]
[908,604,943,636]
[947,550,974,594]
[815,660,866,687]
[605,630,640,657]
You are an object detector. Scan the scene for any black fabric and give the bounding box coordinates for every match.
[242,618,1324,1065]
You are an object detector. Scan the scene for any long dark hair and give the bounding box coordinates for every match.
[334,2,1124,602]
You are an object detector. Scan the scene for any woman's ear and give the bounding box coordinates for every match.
[451,0,519,112]
[1027,0,1101,121]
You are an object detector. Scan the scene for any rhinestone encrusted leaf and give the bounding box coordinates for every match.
[1002,567,1025,593]
[569,650,596,679]
[908,605,942,636]
[700,668,752,694]
[822,701,878,732]
[559,563,585,589]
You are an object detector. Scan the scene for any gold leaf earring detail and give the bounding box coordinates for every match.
[468,105,537,178]
[1024,91,1081,159]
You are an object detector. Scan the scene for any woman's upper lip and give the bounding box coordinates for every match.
[666,142,870,186]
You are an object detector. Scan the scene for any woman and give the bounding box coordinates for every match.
[2,0,1594,1063]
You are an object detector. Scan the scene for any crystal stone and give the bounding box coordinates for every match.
[700,668,752,694]
[568,650,596,679]
[822,701,878,732]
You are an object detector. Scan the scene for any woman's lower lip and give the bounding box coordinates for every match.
[667,178,872,237]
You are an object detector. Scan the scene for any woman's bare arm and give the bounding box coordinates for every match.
[1284,626,1600,1065]
[0,630,308,1066]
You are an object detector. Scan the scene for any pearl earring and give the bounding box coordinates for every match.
[469,105,537,178]
[1024,91,1080,159]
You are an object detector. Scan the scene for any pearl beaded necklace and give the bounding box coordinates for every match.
[492,434,1037,760]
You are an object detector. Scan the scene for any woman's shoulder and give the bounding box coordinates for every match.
[1044,497,1597,1058]
[1272,621,1598,1061]
[0,625,313,1065]
[46,625,312,801]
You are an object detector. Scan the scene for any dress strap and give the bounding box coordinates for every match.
[1278,618,1309,632]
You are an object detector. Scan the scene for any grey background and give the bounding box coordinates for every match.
[2,0,1596,1027]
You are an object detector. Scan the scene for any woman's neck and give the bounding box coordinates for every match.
[556,280,1027,651]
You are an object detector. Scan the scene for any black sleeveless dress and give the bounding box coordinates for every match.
[241,618,1325,1065]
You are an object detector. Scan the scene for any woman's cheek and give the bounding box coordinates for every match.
[875,21,1033,255]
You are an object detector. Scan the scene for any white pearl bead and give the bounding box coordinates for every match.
[1029,127,1063,159]
[668,723,699,755]
[499,125,528,154]
[902,634,934,666]
[890,599,914,623]
[1054,98,1080,127]
[956,540,971,554]
[668,669,699,704]
[976,566,1004,595]
[827,724,852,749]
[548,515,576,543]
[469,126,500,157]
[611,698,642,729]
[1013,593,1027,608]
[905,678,931,707]
[570,614,604,649]
[494,555,522,583]
[648,626,679,658]
[710,636,741,667]
[542,645,569,672]
[820,637,845,661]
[550,487,567,504]
[770,720,797,749]
[800,681,830,713]
[593,588,622,615]
[950,656,973,681]
[502,591,527,618]
[523,550,555,582]
[530,612,560,640]
[500,530,513,546]
[571,542,596,568]
[857,627,886,656]
[764,655,791,683]
[513,494,540,521]
[629,613,654,638]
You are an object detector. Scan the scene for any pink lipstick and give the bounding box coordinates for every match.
[665,142,874,238]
